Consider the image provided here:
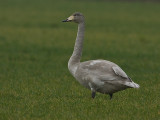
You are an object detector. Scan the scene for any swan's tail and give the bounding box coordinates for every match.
[124,81,140,89]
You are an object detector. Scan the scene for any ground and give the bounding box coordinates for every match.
[0,0,160,119]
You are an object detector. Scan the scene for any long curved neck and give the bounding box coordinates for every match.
[68,22,85,75]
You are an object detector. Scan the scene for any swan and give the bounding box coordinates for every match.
[62,12,140,99]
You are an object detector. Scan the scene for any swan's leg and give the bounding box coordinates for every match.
[92,91,96,99]
[89,82,96,99]
[109,93,113,100]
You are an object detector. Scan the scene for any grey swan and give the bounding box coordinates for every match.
[62,12,140,99]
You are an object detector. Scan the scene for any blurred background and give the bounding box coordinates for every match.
[0,0,160,119]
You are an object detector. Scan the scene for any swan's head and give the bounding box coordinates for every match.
[62,12,84,23]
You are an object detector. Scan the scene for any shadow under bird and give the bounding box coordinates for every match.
[62,12,140,99]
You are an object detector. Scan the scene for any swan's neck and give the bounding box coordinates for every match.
[68,22,85,76]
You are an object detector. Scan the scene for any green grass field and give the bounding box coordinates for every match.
[0,0,160,119]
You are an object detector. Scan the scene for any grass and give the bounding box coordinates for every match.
[0,0,160,119]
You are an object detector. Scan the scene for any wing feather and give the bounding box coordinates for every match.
[112,66,128,79]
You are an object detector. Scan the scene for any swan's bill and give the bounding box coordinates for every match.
[62,16,74,22]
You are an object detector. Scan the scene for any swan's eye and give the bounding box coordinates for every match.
[74,13,80,16]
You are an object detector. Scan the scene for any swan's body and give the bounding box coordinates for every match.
[63,12,139,99]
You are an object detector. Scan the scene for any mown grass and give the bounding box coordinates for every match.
[0,0,160,119]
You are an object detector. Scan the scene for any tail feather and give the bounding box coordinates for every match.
[124,81,140,88]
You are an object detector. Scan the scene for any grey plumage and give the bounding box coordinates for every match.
[63,12,140,99]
